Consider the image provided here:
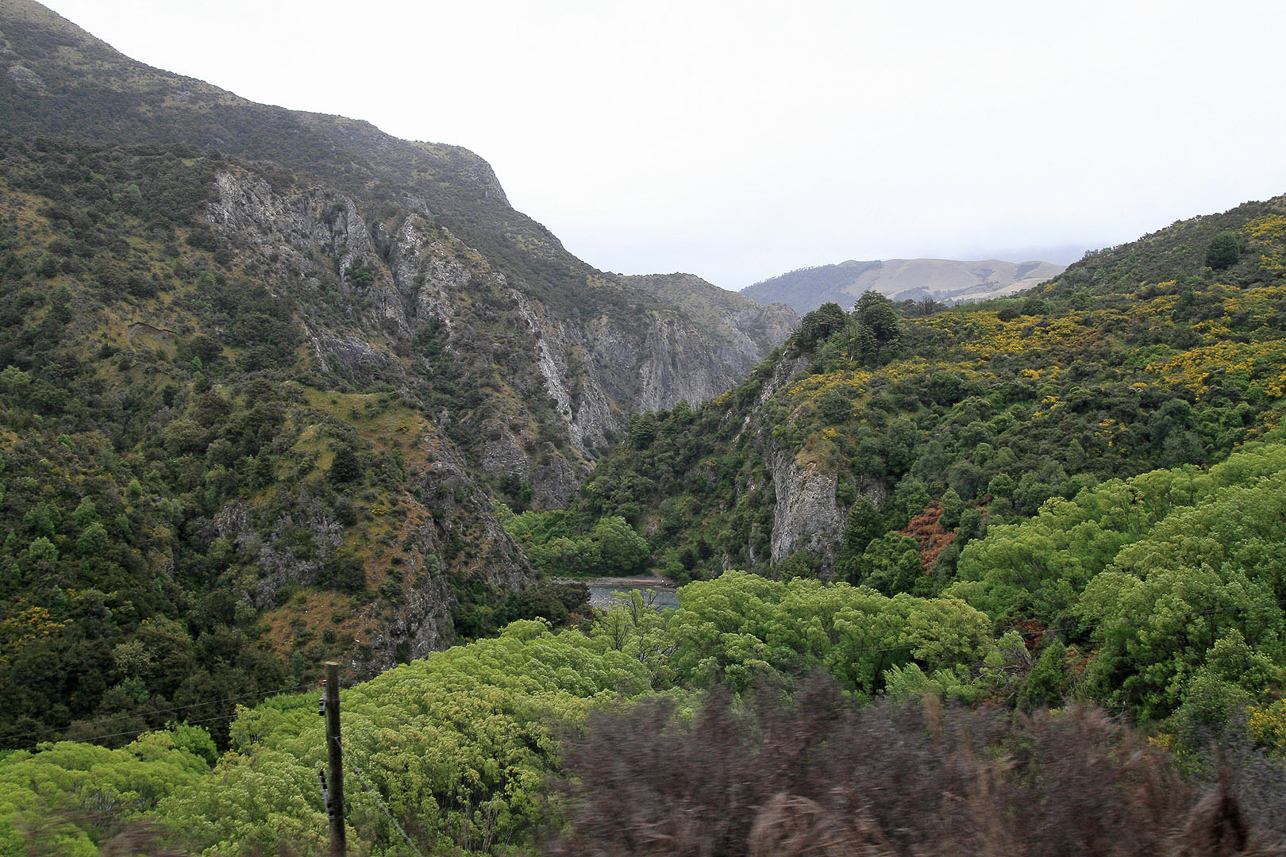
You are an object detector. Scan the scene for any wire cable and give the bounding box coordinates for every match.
[336,737,426,857]
[4,681,315,746]
[19,710,247,748]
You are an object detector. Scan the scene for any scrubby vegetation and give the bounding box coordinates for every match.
[577,191,1286,587]
[2,564,1284,854]
[0,133,581,749]
[7,93,1286,857]
[2,2,1286,854]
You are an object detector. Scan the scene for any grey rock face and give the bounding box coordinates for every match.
[769,450,843,565]
[357,431,536,673]
[720,304,797,366]
[620,272,799,391]
[636,315,731,412]
[7,64,44,90]
[315,336,387,372]
[511,290,612,453]
[728,350,888,574]
[206,169,787,511]
[756,355,809,409]
[409,434,531,592]
[372,546,456,668]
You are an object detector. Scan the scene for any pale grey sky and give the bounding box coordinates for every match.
[35,0,1286,290]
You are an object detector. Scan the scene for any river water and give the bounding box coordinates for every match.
[584,578,678,611]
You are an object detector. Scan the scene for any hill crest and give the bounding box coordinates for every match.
[744,257,1066,313]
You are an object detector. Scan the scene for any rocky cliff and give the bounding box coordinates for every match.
[0,0,812,729]
[0,0,804,712]
[625,273,799,380]
[0,1,798,493]
[202,168,795,508]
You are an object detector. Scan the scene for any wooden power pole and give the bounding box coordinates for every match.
[322,661,347,857]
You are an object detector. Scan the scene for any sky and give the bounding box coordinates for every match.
[34,0,1286,290]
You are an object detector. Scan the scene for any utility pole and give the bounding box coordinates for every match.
[321,661,346,857]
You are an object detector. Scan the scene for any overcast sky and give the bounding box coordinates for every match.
[35,0,1286,290]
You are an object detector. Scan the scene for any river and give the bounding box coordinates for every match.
[582,577,679,611]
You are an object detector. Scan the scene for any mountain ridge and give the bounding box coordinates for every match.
[0,0,797,485]
[0,0,794,741]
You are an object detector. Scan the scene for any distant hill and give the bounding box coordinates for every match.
[744,258,1067,313]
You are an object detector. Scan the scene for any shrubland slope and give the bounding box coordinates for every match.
[0,0,796,746]
[0,0,795,493]
[573,192,1286,584]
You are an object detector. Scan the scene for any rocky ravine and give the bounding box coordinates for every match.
[200,168,802,669]
[2,0,801,510]
[208,168,795,507]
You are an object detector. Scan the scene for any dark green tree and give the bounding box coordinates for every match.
[835,498,884,583]
[793,302,849,353]
[854,290,902,359]
[590,516,651,576]
[939,488,964,529]
[328,445,363,484]
[854,532,923,595]
[1204,231,1243,270]
[1019,639,1068,710]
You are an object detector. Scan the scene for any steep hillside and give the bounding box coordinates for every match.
[0,0,795,496]
[1051,197,1286,296]
[576,192,1286,583]
[745,258,1066,313]
[0,0,795,748]
[624,272,798,393]
[0,136,552,745]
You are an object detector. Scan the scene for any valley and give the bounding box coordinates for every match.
[0,1,1284,855]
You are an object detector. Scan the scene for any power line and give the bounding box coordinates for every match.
[338,739,425,857]
[4,681,315,746]
[23,710,247,748]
